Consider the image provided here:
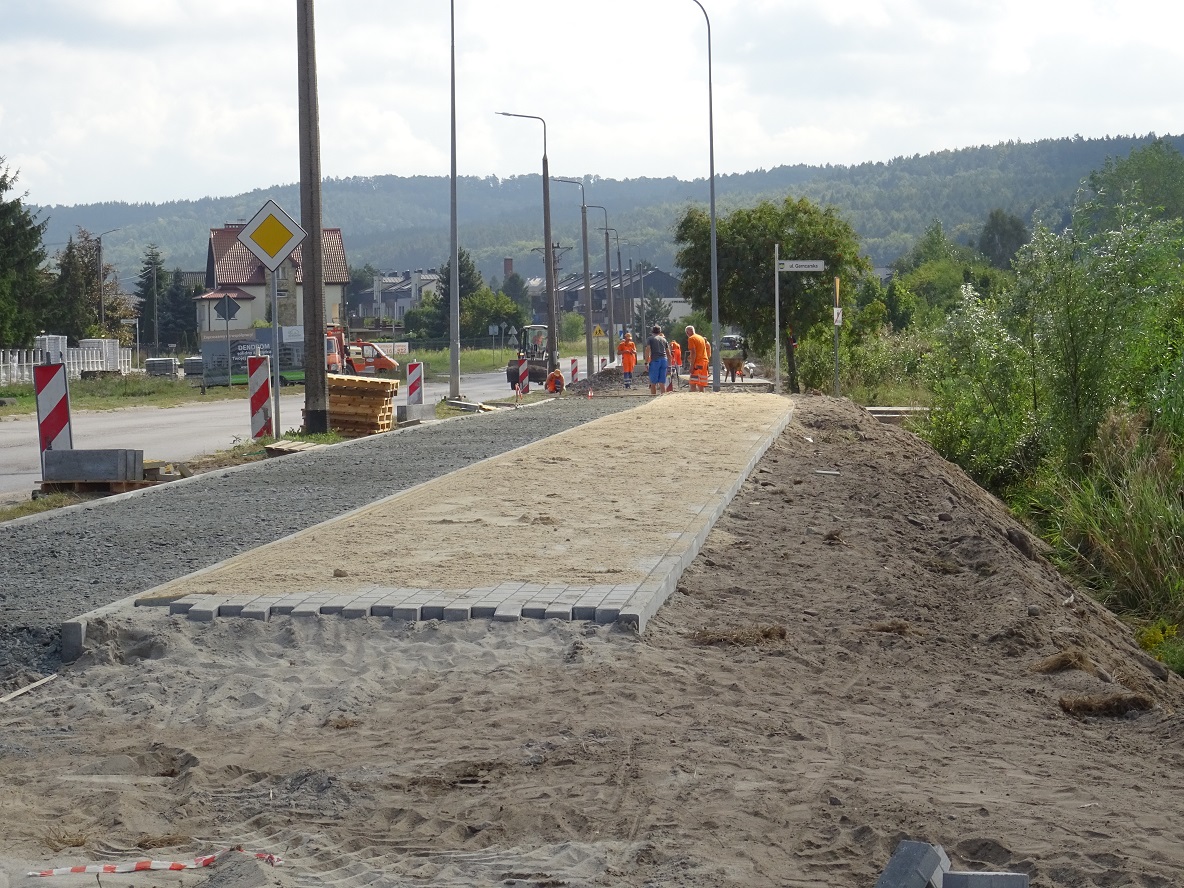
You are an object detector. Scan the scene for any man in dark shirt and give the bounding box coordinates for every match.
[644,325,669,396]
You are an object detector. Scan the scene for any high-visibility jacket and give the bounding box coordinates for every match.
[687,333,710,387]
[545,370,565,393]
[669,340,682,370]
[619,339,637,373]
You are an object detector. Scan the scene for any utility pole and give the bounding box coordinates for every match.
[297,0,328,433]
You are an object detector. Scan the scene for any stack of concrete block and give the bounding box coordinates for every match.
[875,840,1029,888]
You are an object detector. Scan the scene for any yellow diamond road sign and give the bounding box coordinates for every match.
[239,200,307,272]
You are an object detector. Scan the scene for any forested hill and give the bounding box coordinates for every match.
[33,133,1179,286]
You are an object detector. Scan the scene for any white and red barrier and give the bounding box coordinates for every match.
[407,361,423,405]
[247,356,273,440]
[517,359,529,394]
[28,848,282,877]
[600,357,607,370]
[570,357,578,383]
[34,363,72,456]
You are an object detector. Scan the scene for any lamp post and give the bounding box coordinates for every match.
[448,0,461,398]
[602,228,625,344]
[497,111,558,372]
[587,205,616,361]
[96,228,121,331]
[553,177,594,379]
[690,0,721,390]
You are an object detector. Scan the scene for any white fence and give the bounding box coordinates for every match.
[0,347,134,386]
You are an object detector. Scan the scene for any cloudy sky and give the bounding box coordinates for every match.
[3,0,1180,208]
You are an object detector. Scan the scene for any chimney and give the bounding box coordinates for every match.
[504,257,514,278]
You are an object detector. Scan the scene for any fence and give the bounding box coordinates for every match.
[0,347,134,386]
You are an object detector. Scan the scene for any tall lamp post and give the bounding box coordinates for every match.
[690,0,721,390]
[553,177,594,379]
[96,228,121,331]
[448,0,461,398]
[602,228,625,344]
[497,111,558,372]
[587,205,616,361]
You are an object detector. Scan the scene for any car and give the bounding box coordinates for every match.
[720,334,745,352]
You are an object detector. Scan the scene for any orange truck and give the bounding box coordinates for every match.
[326,326,401,381]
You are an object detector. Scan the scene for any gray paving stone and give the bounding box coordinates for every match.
[493,600,523,622]
[544,604,573,620]
[873,840,950,888]
[443,602,472,621]
[168,595,205,616]
[319,595,360,615]
[941,874,1028,888]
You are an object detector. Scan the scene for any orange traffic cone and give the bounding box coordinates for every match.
[587,388,593,399]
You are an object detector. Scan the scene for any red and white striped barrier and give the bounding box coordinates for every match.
[517,359,529,394]
[28,848,282,876]
[406,361,423,405]
[247,356,273,440]
[570,357,578,383]
[34,363,73,456]
[600,357,607,370]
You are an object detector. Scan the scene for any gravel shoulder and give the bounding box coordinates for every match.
[0,396,640,683]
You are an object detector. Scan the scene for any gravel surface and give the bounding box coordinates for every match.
[0,396,639,685]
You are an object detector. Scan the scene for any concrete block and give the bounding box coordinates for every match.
[187,603,218,622]
[340,604,373,619]
[544,604,573,620]
[493,601,522,622]
[239,605,272,622]
[43,448,143,482]
[470,603,499,619]
[521,602,550,620]
[443,603,472,621]
[60,620,86,662]
[942,873,1029,888]
[874,840,950,888]
[290,602,322,617]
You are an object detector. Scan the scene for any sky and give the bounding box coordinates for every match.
[3,0,1182,208]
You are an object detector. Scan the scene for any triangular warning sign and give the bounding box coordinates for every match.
[592,324,605,337]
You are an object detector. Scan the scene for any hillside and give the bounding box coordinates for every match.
[32,133,1180,287]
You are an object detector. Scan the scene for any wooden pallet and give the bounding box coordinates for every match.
[264,439,326,457]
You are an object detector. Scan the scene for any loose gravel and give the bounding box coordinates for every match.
[0,396,639,685]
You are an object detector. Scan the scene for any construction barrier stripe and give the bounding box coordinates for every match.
[518,359,529,394]
[570,357,578,383]
[247,356,273,440]
[407,361,423,405]
[28,848,281,876]
[34,363,72,453]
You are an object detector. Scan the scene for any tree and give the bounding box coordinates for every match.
[978,209,1030,270]
[635,291,672,333]
[135,244,168,349]
[437,247,484,303]
[42,236,96,341]
[502,271,530,315]
[160,268,200,351]
[0,160,48,347]
[459,286,527,341]
[346,262,382,316]
[1081,138,1184,234]
[674,196,869,393]
[403,291,448,342]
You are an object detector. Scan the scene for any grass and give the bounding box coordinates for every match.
[0,376,251,416]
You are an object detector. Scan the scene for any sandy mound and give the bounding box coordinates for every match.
[1,395,1181,888]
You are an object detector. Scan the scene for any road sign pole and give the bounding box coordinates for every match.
[271,271,281,434]
[774,243,781,394]
[833,276,841,397]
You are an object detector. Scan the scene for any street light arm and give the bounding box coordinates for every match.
[688,0,720,390]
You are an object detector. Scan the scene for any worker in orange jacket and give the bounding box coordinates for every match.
[685,325,711,392]
[544,366,565,394]
[667,338,683,390]
[618,332,637,389]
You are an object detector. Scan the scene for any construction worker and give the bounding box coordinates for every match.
[686,324,711,392]
[667,337,683,390]
[544,366,565,394]
[618,332,637,389]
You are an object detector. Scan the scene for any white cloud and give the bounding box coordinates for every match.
[3,0,1181,205]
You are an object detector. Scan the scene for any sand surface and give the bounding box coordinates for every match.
[1,395,1182,887]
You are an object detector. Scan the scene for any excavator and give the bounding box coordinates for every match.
[505,324,555,389]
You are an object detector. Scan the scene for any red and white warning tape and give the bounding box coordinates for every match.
[28,847,282,877]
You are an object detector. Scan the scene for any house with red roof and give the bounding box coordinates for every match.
[196,222,350,339]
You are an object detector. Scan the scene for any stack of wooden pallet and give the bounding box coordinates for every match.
[327,375,397,437]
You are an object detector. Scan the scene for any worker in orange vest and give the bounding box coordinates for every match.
[544,366,565,394]
[667,338,683,391]
[685,325,711,392]
[618,332,637,389]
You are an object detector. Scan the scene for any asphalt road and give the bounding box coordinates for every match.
[0,364,581,501]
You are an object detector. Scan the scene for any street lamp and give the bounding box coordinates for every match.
[448,0,461,398]
[690,0,721,390]
[601,227,625,346]
[497,111,558,372]
[587,205,616,360]
[553,177,594,379]
[96,228,121,331]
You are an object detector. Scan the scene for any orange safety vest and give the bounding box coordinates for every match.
[619,339,637,373]
[687,334,710,387]
[669,341,682,370]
